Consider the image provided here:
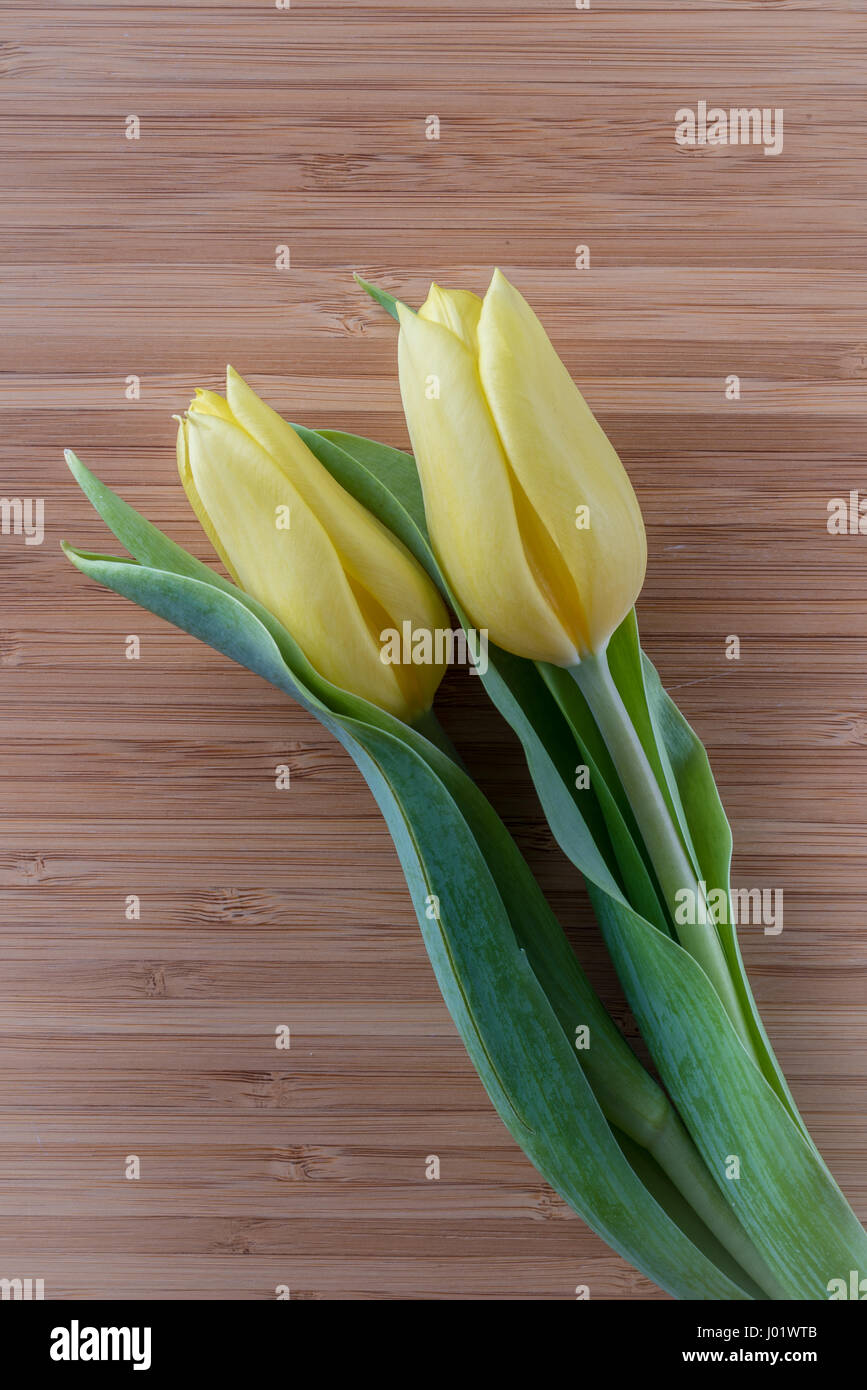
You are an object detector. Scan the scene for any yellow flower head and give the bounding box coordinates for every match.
[177,367,449,720]
[397,270,647,665]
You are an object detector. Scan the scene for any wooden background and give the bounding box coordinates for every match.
[1,0,865,1301]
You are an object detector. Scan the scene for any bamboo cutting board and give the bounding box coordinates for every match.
[1,0,865,1300]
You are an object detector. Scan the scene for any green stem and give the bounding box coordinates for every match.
[571,646,757,1060]
[648,1109,789,1299]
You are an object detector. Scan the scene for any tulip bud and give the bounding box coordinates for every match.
[397,269,647,665]
[177,367,449,721]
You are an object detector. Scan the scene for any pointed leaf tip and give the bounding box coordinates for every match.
[64,448,92,486]
[60,540,87,572]
[353,273,407,323]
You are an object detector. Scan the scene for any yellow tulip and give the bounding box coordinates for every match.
[177,367,449,721]
[397,270,647,665]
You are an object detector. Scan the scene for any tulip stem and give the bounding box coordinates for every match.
[570,648,758,1061]
[644,1108,789,1299]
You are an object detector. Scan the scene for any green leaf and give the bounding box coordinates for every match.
[294,427,438,583]
[353,272,405,323]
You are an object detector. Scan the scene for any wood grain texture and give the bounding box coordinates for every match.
[1,0,865,1300]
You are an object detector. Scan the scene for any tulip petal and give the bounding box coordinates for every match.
[397,302,580,665]
[176,416,241,584]
[477,269,647,655]
[189,388,235,422]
